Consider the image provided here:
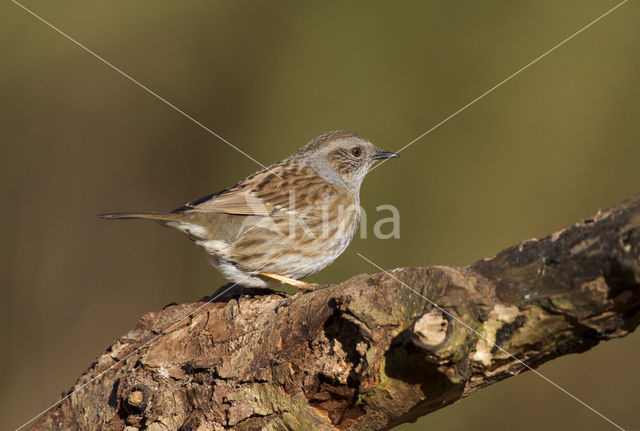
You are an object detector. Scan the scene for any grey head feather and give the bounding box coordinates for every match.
[295,130,375,195]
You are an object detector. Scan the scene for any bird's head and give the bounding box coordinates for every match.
[297,130,398,192]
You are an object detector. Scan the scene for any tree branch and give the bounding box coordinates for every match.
[33,195,640,430]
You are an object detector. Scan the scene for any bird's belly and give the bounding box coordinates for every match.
[220,207,358,276]
[269,208,360,279]
[286,227,356,279]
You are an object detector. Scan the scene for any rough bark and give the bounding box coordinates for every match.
[32,195,640,430]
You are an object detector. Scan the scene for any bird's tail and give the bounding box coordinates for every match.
[97,211,184,222]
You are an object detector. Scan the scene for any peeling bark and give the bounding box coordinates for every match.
[32,195,640,430]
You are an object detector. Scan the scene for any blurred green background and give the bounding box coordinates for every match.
[2,1,639,429]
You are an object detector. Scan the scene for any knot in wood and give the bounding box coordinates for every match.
[127,390,144,408]
[411,310,448,350]
[123,385,149,415]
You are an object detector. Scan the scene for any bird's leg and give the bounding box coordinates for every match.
[259,272,320,291]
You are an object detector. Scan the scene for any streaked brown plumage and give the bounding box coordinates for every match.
[99,130,398,289]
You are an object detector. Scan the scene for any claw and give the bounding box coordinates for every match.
[275,297,292,313]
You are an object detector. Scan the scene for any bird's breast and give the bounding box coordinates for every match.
[214,180,361,279]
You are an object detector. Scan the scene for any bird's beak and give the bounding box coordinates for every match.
[372,149,400,160]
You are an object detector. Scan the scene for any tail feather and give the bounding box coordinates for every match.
[97,211,183,222]
[98,211,213,241]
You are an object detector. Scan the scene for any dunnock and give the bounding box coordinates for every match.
[99,130,398,290]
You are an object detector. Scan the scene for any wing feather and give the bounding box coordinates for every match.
[177,161,349,218]
[188,191,273,216]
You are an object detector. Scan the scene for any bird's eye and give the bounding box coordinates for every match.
[351,147,362,157]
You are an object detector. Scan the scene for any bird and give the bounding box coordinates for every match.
[99,130,398,290]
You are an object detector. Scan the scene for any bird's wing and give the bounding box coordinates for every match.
[187,190,275,216]
[179,162,350,218]
[181,162,325,217]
